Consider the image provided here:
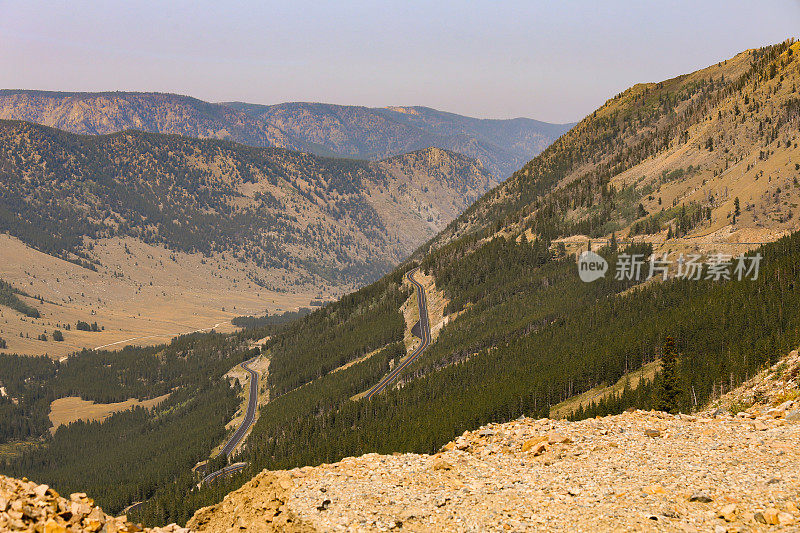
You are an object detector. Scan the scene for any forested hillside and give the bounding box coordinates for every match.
[431,40,800,249]
[0,91,571,181]
[0,332,255,517]
[0,121,495,287]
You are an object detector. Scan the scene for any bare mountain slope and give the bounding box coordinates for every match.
[429,40,800,252]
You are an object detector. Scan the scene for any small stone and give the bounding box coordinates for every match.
[688,492,713,503]
[718,503,737,521]
[34,484,50,498]
[786,410,800,423]
[546,432,572,444]
[778,512,795,526]
[762,508,780,525]
[752,420,769,431]
[84,519,103,532]
[43,518,66,533]
[521,436,547,452]
[643,484,666,496]
[316,499,331,511]
[644,429,661,438]
[432,459,453,471]
[567,487,581,497]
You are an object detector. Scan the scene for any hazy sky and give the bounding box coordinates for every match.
[1,1,799,123]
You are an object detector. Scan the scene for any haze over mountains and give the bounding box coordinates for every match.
[0,90,573,180]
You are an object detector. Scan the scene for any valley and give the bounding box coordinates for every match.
[0,233,304,357]
[2,33,800,532]
[0,122,497,356]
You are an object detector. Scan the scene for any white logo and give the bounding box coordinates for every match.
[578,251,608,282]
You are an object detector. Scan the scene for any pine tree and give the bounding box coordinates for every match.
[657,337,682,414]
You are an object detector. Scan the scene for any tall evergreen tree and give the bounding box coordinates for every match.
[657,337,682,414]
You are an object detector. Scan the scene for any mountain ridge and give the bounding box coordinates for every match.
[4,39,800,528]
[0,90,572,180]
[225,100,574,179]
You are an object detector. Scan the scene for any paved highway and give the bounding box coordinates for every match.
[121,356,258,515]
[199,461,248,486]
[220,355,260,457]
[365,267,430,399]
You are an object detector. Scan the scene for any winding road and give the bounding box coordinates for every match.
[365,267,430,399]
[220,355,261,457]
[199,462,248,486]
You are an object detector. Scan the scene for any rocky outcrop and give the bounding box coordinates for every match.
[184,409,799,531]
[187,472,313,533]
[0,474,186,532]
[716,349,800,417]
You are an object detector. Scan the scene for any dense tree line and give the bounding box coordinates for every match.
[0,354,57,442]
[261,269,408,395]
[0,120,404,285]
[0,278,40,318]
[230,308,311,329]
[137,231,800,525]
[0,333,254,519]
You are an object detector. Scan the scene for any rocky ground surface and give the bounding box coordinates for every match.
[10,350,800,532]
[0,474,189,532]
[189,351,800,532]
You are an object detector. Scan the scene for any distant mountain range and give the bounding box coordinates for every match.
[226,101,574,179]
[0,90,573,179]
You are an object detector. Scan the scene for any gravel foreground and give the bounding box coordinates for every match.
[6,353,800,532]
